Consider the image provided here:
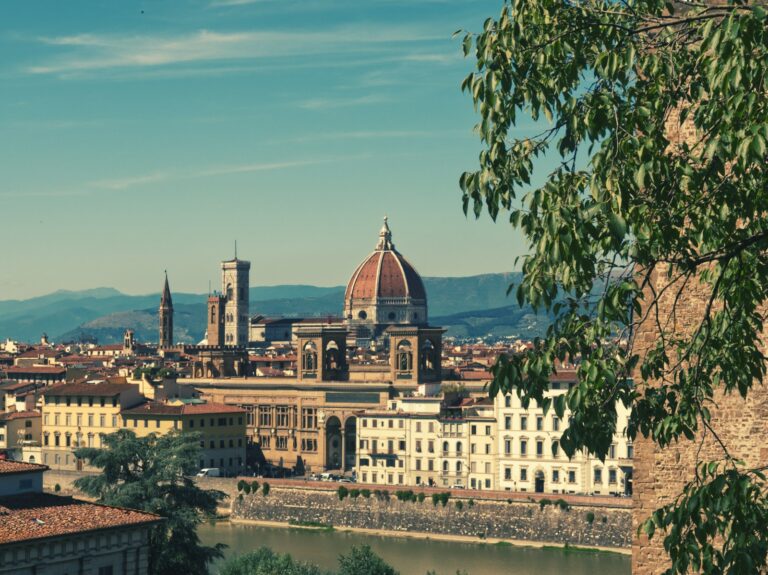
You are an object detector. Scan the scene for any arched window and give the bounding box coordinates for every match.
[226,283,233,301]
[442,460,449,472]
[303,342,317,371]
[421,339,436,372]
[505,396,512,408]
[456,461,463,473]
[325,340,341,371]
[442,441,449,454]
[397,340,412,371]
[210,305,216,322]
[456,441,463,455]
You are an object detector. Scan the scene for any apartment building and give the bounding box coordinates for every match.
[495,376,633,495]
[0,411,41,461]
[121,401,247,476]
[356,397,497,490]
[41,383,144,470]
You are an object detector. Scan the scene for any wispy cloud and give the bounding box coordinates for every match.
[298,95,389,110]
[27,27,445,77]
[87,158,344,191]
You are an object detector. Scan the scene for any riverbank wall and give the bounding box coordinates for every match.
[229,481,632,549]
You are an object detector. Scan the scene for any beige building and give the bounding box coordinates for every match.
[0,460,160,575]
[356,397,497,490]
[121,402,247,476]
[0,411,41,462]
[494,377,633,496]
[41,383,144,471]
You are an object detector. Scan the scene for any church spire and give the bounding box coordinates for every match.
[375,216,394,251]
[159,271,173,348]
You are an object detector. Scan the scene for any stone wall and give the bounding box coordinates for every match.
[231,484,632,549]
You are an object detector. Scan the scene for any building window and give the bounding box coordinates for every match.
[471,425,477,435]
[536,440,543,457]
[276,406,289,428]
[456,442,462,455]
[260,435,271,449]
[520,439,527,457]
[552,416,560,431]
[536,416,543,431]
[504,439,511,455]
[609,444,616,459]
[100,415,105,427]
[609,468,617,484]
[553,470,560,483]
[568,470,576,483]
[504,467,512,480]
[485,425,491,435]
[301,408,317,429]
[594,468,603,484]
[276,436,288,450]
[520,416,527,430]
[627,443,634,459]
[504,416,511,430]
[552,440,559,457]
[259,406,272,427]
[520,468,528,481]
[505,396,511,408]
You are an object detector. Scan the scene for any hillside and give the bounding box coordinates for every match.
[0,273,533,344]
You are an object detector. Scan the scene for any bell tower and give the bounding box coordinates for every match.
[159,272,173,348]
[221,250,250,347]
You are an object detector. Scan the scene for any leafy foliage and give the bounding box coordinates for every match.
[74,430,226,575]
[219,547,328,575]
[459,1,768,572]
[337,545,398,575]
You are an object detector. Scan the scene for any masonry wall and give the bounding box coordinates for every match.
[230,483,632,549]
[631,104,768,572]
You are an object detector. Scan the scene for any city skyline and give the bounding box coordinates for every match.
[0,0,540,300]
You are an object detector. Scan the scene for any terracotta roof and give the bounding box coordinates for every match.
[16,350,59,359]
[43,383,136,397]
[0,460,48,476]
[5,366,66,375]
[0,493,161,545]
[1,411,41,421]
[345,250,426,301]
[121,402,244,416]
[0,381,40,392]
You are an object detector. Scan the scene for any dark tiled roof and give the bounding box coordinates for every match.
[121,402,244,416]
[0,493,161,545]
[43,383,135,397]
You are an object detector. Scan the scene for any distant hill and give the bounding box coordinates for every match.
[0,273,533,344]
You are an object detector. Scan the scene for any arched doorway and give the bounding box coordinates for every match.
[325,416,342,470]
[534,470,545,493]
[344,417,356,471]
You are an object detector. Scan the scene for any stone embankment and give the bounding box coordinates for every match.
[228,480,632,549]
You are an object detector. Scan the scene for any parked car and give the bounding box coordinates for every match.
[196,468,221,478]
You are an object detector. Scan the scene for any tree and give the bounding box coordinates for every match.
[459,1,768,573]
[337,545,398,575]
[74,429,227,575]
[219,547,328,575]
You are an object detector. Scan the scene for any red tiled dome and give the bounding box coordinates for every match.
[345,250,426,301]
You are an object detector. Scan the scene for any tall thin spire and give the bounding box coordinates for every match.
[376,216,394,251]
[234,240,238,260]
[159,271,173,348]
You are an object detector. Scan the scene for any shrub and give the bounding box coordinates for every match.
[262,482,270,496]
[395,490,416,502]
[361,489,371,499]
[602,516,608,524]
[237,480,246,492]
[219,546,325,575]
[555,498,570,511]
[586,511,595,524]
[350,489,360,499]
[468,498,474,507]
[242,482,251,494]
[507,498,513,504]
[455,500,464,511]
[338,486,349,501]
[251,481,259,494]
[237,493,243,502]
[54,483,61,493]
[539,498,552,510]
[432,493,440,506]
[417,492,426,503]
[440,493,451,507]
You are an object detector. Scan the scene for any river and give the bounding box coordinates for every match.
[199,522,631,575]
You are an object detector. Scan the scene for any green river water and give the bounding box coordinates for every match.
[199,522,631,575]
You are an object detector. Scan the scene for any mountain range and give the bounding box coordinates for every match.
[0,273,554,344]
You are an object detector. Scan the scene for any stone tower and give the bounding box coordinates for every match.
[221,255,250,346]
[159,273,173,348]
[207,294,226,348]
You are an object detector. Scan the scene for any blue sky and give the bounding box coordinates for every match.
[0,0,532,300]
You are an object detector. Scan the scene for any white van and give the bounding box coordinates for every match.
[196,468,221,478]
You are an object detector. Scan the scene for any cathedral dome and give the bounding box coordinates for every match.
[344,218,427,335]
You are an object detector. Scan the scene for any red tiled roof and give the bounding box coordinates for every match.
[0,493,161,545]
[121,402,244,416]
[43,383,135,397]
[16,350,59,359]
[0,460,48,476]
[5,366,66,375]
[345,249,426,301]
[1,411,41,421]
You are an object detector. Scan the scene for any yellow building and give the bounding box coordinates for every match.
[41,382,143,470]
[121,402,247,476]
[0,411,41,461]
[357,397,497,490]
